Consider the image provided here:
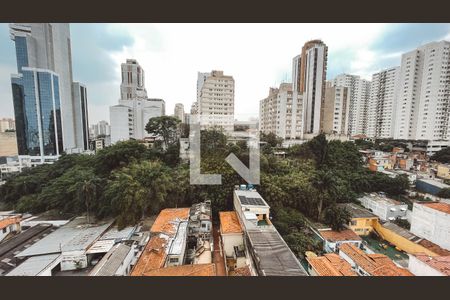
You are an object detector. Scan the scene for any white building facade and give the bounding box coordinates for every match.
[332,74,371,136]
[394,41,450,141]
[110,59,165,144]
[259,83,303,139]
[367,67,400,138]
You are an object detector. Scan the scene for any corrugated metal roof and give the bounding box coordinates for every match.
[247,229,308,276]
[100,226,136,242]
[16,217,113,257]
[89,244,132,276]
[6,254,61,276]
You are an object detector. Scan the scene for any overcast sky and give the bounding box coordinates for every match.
[1,23,450,124]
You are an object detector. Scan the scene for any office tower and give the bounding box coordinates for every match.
[9,23,88,160]
[174,103,185,122]
[367,67,400,138]
[110,59,165,144]
[72,82,89,151]
[197,70,235,131]
[0,118,15,132]
[394,41,450,141]
[292,40,328,136]
[322,83,350,135]
[259,83,303,139]
[197,72,210,102]
[332,74,371,136]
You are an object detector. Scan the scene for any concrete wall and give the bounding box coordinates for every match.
[373,221,438,256]
[222,233,243,257]
[410,204,450,250]
[408,254,445,276]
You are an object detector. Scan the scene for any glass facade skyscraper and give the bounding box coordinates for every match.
[12,69,63,156]
[9,23,89,160]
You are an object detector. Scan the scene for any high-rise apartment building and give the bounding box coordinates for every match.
[72,82,89,151]
[292,40,328,135]
[90,120,111,138]
[174,103,185,122]
[110,59,165,144]
[0,118,15,132]
[259,83,303,139]
[197,70,234,131]
[394,41,450,141]
[322,83,350,135]
[332,74,371,136]
[9,23,88,157]
[367,67,400,138]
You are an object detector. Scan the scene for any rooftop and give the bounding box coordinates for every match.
[417,178,450,189]
[319,229,362,242]
[89,244,132,276]
[141,263,216,276]
[337,203,378,219]
[412,254,450,275]
[235,189,270,208]
[417,239,450,256]
[150,208,190,235]
[16,216,113,257]
[246,229,307,276]
[6,254,60,276]
[219,211,242,234]
[420,202,450,214]
[131,235,168,276]
[360,193,404,206]
[339,243,413,276]
[0,215,21,230]
[307,254,357,276]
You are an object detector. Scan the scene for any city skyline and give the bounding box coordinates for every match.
[1,23,450,124]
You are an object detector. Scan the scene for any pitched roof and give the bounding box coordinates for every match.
[229,266,252,276]
[0,215,21,230]
[339,244,413,276]
[150,208,190,235]
[421,202,450,214]
[418,239,450,256]
[319,229,362,242]
[219,211,242,234]
[413,254,450,276]
[130,235,169,276]
[142,263,216,276]
[337,203,378,219]
[323,253,357,276]
[307,254,357,276]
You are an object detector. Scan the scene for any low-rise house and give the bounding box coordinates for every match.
[131,208,190,276]
[337,203,378,236]
[359,193,408,221]
[306,253,357,276]
[437,164,450,180]
[339,243,413,276]
[408,254,450,276]
[410,202,450,251]
[0,213,21,242]
[219,211,246,272]
[319,229,362,253]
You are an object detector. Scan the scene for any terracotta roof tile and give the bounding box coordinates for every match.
[418,239,450,256]
[323,253,357,276]
[413,254,450,276]
[339,244,413,276]
[142,263,216,276]
[0,216,21,230]
[229,266,252,276]
[150,208,190,235]
[421,202,450,214]
[307,256,342,276]
[219,211,242,234]
[319,229,362,242]
[131,235,169,276]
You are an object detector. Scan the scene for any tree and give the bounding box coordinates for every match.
[145,116,181,149]
[260,132,282,148]
[432,147,450,163]
[105,161,172,228]
[437,188,450,199]
[94,140,147,175]
[324,205,351,231]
